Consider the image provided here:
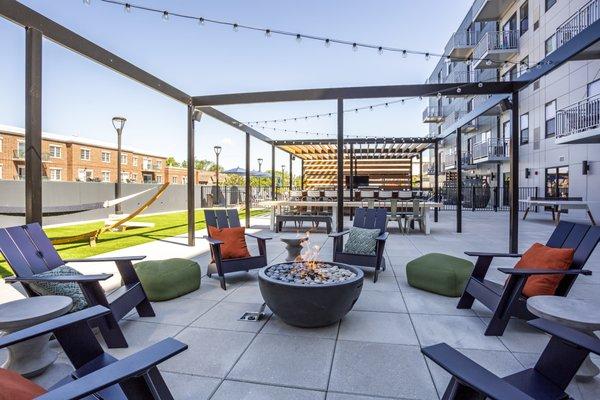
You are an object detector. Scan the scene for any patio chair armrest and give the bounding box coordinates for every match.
[0,306,110,349]
[464,252,522,258]
[203,236,224,246]
[498,268,592,276]
[63,256,146,263]
[528,319,600,356]
[245,232,273,241]
[421,343,535,400]
[36,338,188,400]
[376,232,389,241]
[5,273,113,284]
[329,230,350,238]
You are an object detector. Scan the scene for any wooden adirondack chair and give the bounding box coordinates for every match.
[330,208,389,282]
[0,306,186,400]
[0,223,154,348]
[458,221,600,336]
[204,209,271,290]
[422,318,600,400]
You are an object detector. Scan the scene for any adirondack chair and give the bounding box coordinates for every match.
[422,318,600,400]
[0,305,186,400]
[204,209,271,290]
[458,221,600,336]
[330,208,389,282]
[0,223,154,348]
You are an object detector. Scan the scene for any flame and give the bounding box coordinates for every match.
[293,232,324,278]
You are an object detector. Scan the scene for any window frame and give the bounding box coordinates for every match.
[102,171,111,183]
[48,144,62,159]
[101,151,111,163]
[545,100,557,138]
[520,1,529,35]
[545,0,557,12]
[520,113,529,145]
[121,154,128,165]
[545,34,556,56]
[49,168,62,181]
[80,148,91,161]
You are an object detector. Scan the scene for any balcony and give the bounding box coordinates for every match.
[12,150,51,162]
[442,150,475,170]
[556,94,600,144]
[141,163,160,172]
[422,106,447,123]
[472,138,510,162]
[447,31,480,58]
[473,31,519,69]
[472,0,517,22]
[556,0,599,48]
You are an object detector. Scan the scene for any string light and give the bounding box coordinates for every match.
[95,0,527,67]
[83,0,91,5]
[296,34,302,43]
[265,29,272,37]
[162,11,169,21]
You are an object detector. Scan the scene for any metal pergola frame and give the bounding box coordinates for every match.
[3,0,600,251]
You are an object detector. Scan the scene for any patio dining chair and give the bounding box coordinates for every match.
[204,208,271,290]
[330,208,388,282]
[0,223,154,348]
[403,200,425,234]
[0,305,186,400]
[458,221,600,336]
[387,198,403,230]
[359,190,376,208]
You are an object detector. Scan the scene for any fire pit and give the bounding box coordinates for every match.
[258,261,363,328]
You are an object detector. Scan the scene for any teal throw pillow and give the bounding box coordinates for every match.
[344,227,380,255]
[29,265,88,312]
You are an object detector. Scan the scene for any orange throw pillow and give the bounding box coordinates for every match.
[0,368,46,400]
[208,226,251,260]
[514,242,574,297]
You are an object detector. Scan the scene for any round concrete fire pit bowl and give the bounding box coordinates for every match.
[258,262,363,328]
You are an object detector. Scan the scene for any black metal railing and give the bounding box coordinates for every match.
[439,186,538,211]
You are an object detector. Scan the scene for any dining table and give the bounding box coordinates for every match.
[258,200,443,234]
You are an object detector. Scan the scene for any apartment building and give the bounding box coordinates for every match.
[0,124,170,184]
[425,0,600,210]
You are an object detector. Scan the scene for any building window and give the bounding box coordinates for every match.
[0,164,3,180]
[102,171,110,182]
[78,169,93,181]
[0,137,2,152]
[518,56,529,76]
[545,34,556,56]
[131,173,137,182]
[545,0,557,12]
[172,176,177,184]
[156,160,162,169]
[467,98,474,113]
[545,100,557,138]
[503,120,511,140]
[132,156,138,167]
[520,1,529,35]
[49,145,61,158]
[545,166,569,198]
[121,154,128,165]
[156,175,163,184]
[182,176,187,184]
[80,148,91,161]
[520,113,529,145]
[121,172,129,182]
[101,151,111,163]
[49,168,62,181]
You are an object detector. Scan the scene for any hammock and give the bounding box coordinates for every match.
[0,187,157,217]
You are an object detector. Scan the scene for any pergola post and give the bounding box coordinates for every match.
[289,153,293,191]
[187,106,198,246]
[409,156,414,191]
[271,144,276,200]
[300,159,304,190]
[456,127,462,233]
[419,151,423,191]
[509,92,519,253]
[336,99,344,232]
[245,132,251,227]
[434,140,439,222]
[25,27,42,225]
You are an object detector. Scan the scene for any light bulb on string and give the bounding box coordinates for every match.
[485,59,492,66]
[354,109,359,114]
[425,53,430,61]
[162,11,169,21]
[456,87,462,94]
[324,39,331,47]
[83,0,91,5]
[352,43,358,52]
[478,82,483,88]
[233,23,239,32]
[378,46,383,55]
[296,34,302,43]
[437,92,442,98]
[402,50,407,58]
[265,29,272,37]
[198,17,205,25]
[124,3,131,13]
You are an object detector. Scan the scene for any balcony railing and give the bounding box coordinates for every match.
[12,150,51,162]
[557,0,599,48]
[556,94,600,143]
[422,106,447,123]
[448,31,481,57]
[442,151,475,170]
[141,163,160,171]
[473,31,519,68]
[472,138,509,161]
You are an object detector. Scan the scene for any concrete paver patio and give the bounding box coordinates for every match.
[1,210,599,399]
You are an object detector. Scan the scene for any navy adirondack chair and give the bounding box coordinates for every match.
[330,208,389,282]
[204,209,271,290]
[0,223,154,348]
[458,221,600,336]
[423,318,600,400]
[0,306,186,400]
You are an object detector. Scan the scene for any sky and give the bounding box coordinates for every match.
[0,0,473,172]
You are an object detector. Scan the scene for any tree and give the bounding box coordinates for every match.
[165,156,180,167]
[194,159,213,171]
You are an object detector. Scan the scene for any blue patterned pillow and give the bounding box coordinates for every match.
[28,265,87,312]
[344,227,380,255]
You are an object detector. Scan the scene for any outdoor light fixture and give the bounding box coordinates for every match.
[525,168,531,178]
[111,116,127,214]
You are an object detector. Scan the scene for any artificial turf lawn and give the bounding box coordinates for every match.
[0,209,265,278]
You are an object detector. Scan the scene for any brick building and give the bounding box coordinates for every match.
[0,125,214,185]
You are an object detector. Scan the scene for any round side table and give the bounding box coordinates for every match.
[280,236,309,262]
[527,295,600,381]
[0,295,73,378]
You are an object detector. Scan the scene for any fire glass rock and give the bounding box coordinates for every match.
[258,261,364,328]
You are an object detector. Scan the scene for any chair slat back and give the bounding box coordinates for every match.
[204,209,241,231]
[0,224,64,277]
[546,221,575,247]
[353,208,387,235]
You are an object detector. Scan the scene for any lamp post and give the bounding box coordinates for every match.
[257,157,263,199]
[112,116,126,214]
[214,145,222,205]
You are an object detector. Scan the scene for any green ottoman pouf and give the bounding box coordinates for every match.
[134,258,201,301]
[406,253,474,297]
